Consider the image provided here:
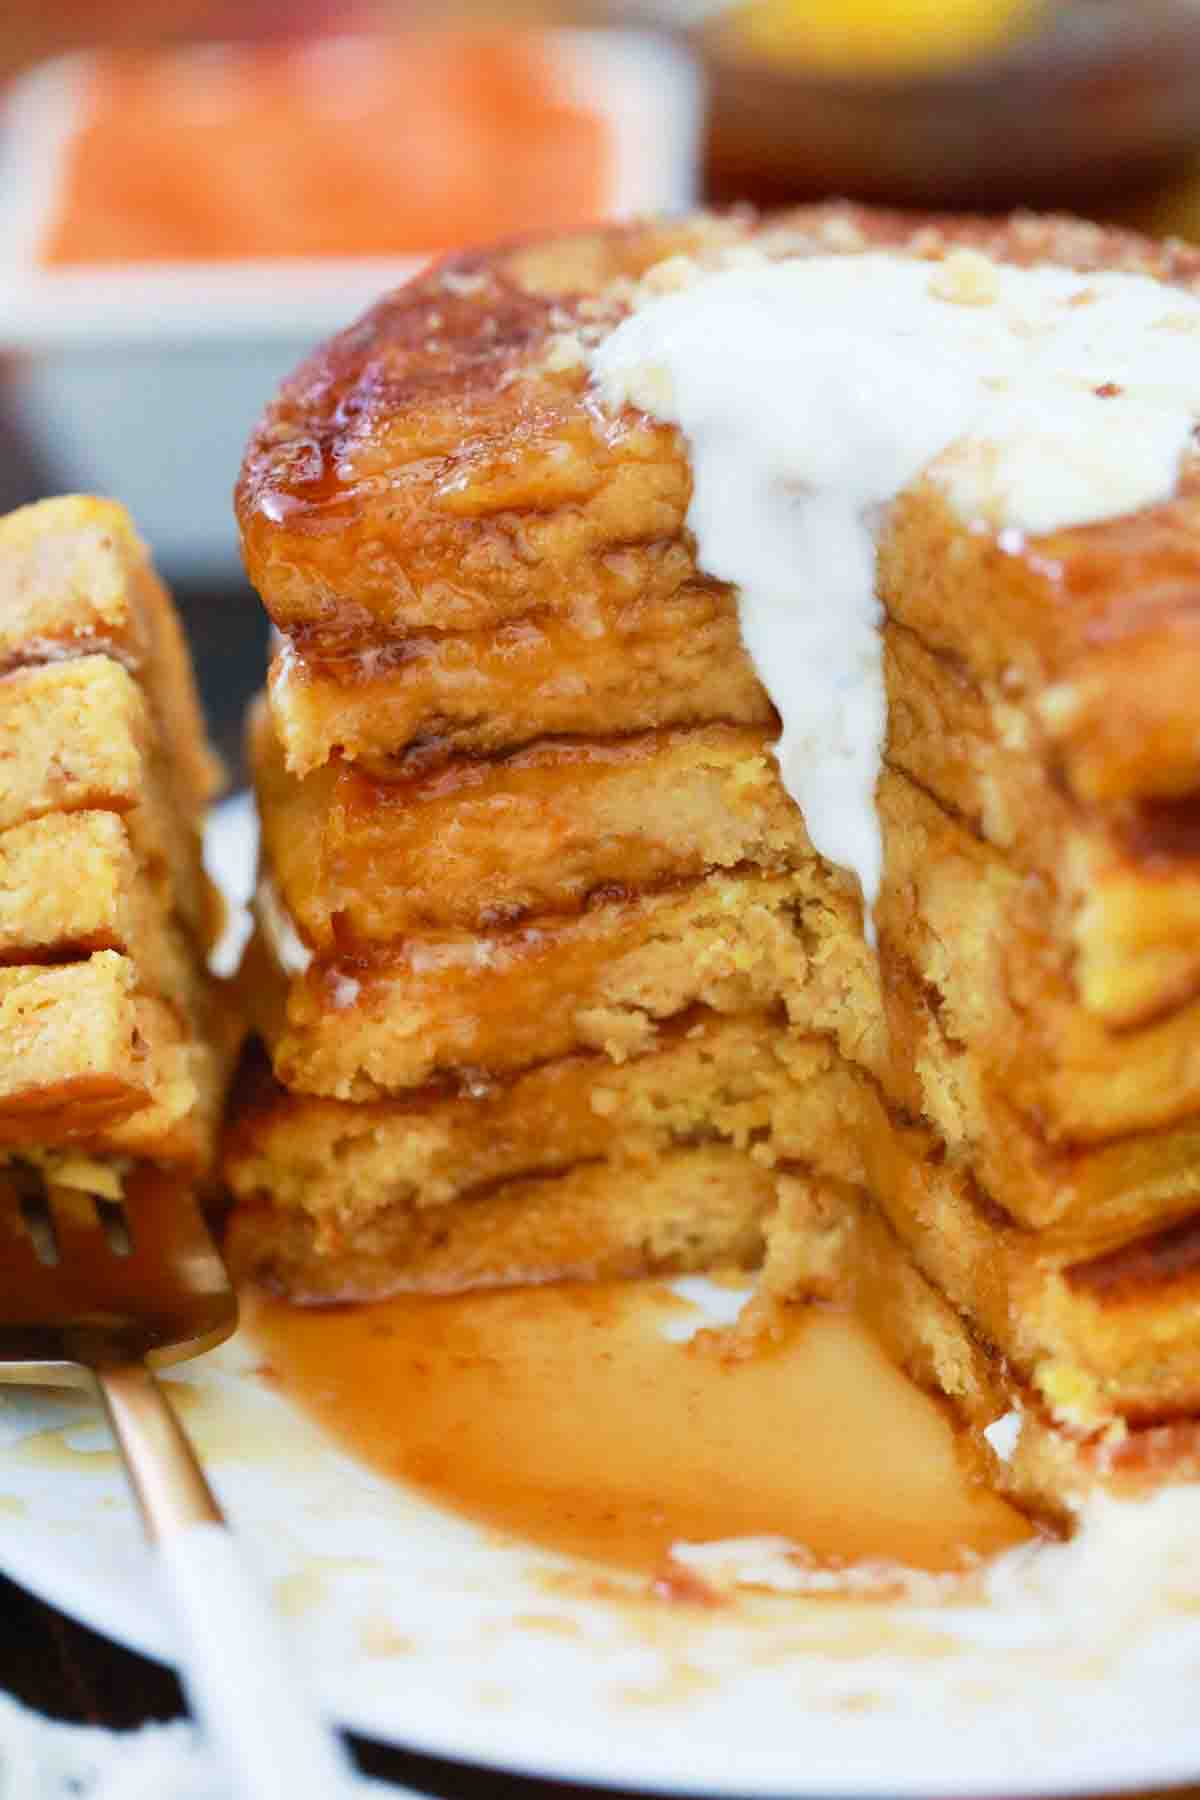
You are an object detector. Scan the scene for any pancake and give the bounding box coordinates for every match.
[267,586,772,778]
[0,955,212,1161]
[254,748,1200,1151]
[0,655,212,939]
[228,203,1200,1518]
[0,496,221,816]
[227,1143,776,1307]
[785,1196,1200,1524]
[230,950,1200,1426]
[0,499,231,1188]
[263,616,1200,1033]
[249,746,1200,1247]
[860,1096,1200,1429]
[242,861,876,1100]
[236,206,1200,647]
[252,703,802,944]
[225,1013,862,1248]
[0,810,206,1002]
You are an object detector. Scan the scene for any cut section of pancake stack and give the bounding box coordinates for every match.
[0,497,229,1233]
[226,204,1200,1523]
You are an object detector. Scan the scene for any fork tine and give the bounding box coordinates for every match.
[93,1194,133,1258]
[11,1165,59,1267]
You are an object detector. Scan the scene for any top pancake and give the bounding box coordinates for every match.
[237,204,1200,636]
[237,203,1200,626]
[238,205,1200,807]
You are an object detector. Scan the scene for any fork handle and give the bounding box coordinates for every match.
[97,1361,354,1799]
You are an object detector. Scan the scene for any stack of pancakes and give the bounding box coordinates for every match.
[0,497,228,1214]
[225,205,1200,1519]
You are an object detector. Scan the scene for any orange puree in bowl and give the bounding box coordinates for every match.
[40,35,611,264]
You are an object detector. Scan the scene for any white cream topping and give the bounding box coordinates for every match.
[592,249,1200,911]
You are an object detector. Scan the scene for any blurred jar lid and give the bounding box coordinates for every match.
[692,0,1200,211]
[727,0,1043,76]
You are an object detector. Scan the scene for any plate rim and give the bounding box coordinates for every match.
[3,1345,1200,1800]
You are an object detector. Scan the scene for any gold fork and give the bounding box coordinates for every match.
[0,1166,352,1797]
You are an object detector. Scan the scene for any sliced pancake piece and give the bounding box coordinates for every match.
[877,775,1200,1170]
[0,811,232,1175]
[0,812,151,963]
[0,654,154,826]
[0,952,219,1166]
[254,707,805,945]
[269,584,772,778]
[0,496,221,815]
[224,1012,864,1249]
[242,861,878,1101]
[884,623,1200,1034]
[0,497,231,1187]
[0,954,159,1137]
[226,1142,776,1304]
[856,1093,1200,1430]
[760,1181,1200,1523]
[250,743,1200,1232]
[0,655,215,946]
[0,811,208,1008]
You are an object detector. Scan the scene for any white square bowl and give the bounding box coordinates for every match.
[0,34,701,578]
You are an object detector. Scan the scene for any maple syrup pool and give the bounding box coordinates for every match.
[248,1279,1030,1579]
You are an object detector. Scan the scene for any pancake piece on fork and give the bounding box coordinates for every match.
[226,203,1200,1524]
[0,497,231,1218]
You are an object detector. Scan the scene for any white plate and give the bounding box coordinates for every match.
[2,798,1200,1796]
